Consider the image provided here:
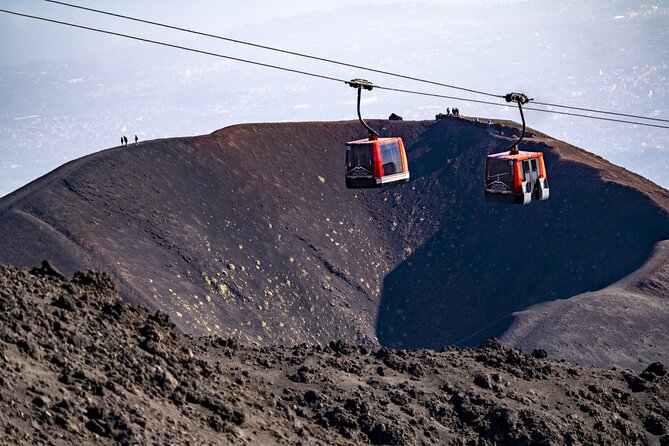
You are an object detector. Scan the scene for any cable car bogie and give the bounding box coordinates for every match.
[484,93,550,205]
[344,79,410,189]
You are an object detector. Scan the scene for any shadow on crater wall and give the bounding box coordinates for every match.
[376,121,669,349]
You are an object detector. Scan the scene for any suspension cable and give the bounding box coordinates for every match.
[43,0,669,125]
[0,8,344,84]
[372,85,669,129]
[2,8,669,130]
[532,100,669,124]
[43,0,505,100]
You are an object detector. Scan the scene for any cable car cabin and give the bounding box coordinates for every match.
[484,150,549,204]
[345,137,409,188]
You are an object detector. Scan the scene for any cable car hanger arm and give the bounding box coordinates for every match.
[348,79,379,140]
[505,92,532,154]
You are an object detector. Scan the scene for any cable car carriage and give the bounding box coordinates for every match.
[345,79,410,189]
[484,93,549,204]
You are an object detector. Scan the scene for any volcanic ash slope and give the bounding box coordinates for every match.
[0,118,668,369]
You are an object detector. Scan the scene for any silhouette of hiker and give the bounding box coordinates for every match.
[123,135,128,146]
[121,137,124,146]
[134,135,138,144]
[446,107,451,115]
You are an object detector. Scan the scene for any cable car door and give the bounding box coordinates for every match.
[530,158,540,198]
[521,160,533,204]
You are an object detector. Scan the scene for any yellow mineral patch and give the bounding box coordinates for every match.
[318,175,326,183]
[176,312,183,318]
[206,295,212,302]
[218,283,229,294]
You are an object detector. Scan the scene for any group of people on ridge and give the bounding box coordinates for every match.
[120,135,139,146]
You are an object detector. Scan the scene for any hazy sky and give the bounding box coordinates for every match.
[0,0,458,65]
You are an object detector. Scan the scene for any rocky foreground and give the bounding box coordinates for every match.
[1,262,668,445]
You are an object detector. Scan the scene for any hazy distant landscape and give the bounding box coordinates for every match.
[1,0,667,197]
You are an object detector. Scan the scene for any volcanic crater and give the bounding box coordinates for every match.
[1,117,668,369]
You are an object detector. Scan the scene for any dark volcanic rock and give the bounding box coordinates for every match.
[1,262,668,445]
[30,260,64,279]
[531,348,548,359]
[642,361,667,380]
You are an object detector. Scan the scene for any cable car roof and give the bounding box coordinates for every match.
[346,137,400,145]
[486,150,544,160]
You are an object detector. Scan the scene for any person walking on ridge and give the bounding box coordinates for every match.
[134,135,138,144]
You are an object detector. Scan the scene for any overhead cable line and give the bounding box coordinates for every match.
[44,0,669,125]
[375,85,669,129]
[43,0,504,100]
[532,100,669,124]
[2,9,669,130]
[0,9,344,84]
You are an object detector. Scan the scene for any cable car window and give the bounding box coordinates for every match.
[486,158,513,187]
[530,159,538,171]
[522,160,531,181]
[346,143,373,172]
[379,141,402,175]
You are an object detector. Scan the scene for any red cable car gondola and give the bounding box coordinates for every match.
[345,79,410,189]
[484,93,550,204]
